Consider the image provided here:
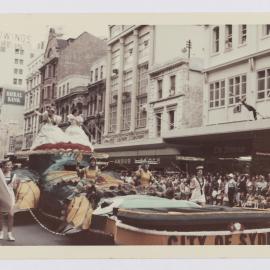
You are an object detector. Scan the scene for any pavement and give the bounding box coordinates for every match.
[0,211,114,246]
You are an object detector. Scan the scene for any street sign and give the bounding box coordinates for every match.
[4,89,25,105]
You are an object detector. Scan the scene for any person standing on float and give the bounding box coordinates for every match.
[134,160,154,188]
[190,165,206,206]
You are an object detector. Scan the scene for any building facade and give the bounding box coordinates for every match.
[23,51,44,150]
[85,56,106,144]
[95,25,205,168]
[148,57,203,139]
[164,24,270,174]
[0,30,32,158]
[39,28,68,112]
[51,31,106,135]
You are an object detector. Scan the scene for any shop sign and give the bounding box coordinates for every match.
[4,89,25,105]
[167,232,270,245]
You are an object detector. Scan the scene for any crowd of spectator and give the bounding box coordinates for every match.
[120,170,270,209]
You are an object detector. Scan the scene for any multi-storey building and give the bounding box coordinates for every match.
[23,49,44,150]
[164,24,270,173]
[51,31,106,134]
[95,25,205,169]
[0,30,32,158]
[39,28,68,112]
[85,56,106,144]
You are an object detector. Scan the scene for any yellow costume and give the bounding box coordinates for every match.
[135,168,153,187]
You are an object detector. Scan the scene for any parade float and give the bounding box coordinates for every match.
[9,106,270,245]
[90,195,270,245]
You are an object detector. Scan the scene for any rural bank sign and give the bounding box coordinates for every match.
[4,89,25,105]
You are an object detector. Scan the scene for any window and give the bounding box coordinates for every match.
[20,49,24,55]
[95,68,98,81]
[63,84,66,96]
[109,105,117,132]
[156,113,162,137]
[228,75,246,105]
[48,65,52,78]
[15,48,19,54]
[47,86,51,98]
[123,71,133,94]
[67,83,69,93]
[136,96,147,128]
[13,78,17,85]
[90,71,93,82]
[225,25,233,50]
[157,79,163,99]
[138,33,150,59]
[110,77,119,103]
[100,65,103,79]
[138,64,148,95]
[124,42,133,67]
[121,101,131,130]
[15,59,18,64]
[20,59,23,65]
[112,50,120,72]
[213,26,220,53]
[209,80,225,108]
[257,69,270,99]
[19,69,23,75]
[58,86,62,97]
[14,68,18,74]
[239,25,247,45]
[263,25,270,36]
[18,79,22,85]
[170,75,176,95]
[110,25,122,38]
[168,110,175,130]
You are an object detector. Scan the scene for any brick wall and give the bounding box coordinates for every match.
[58,32,107,81]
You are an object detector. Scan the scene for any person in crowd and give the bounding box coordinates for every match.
[225,173,237,207]
[31,105,69,150]
[0,159,19,241]
[134,160,154,188]
[65,108,93,149]
[190,165,206,206]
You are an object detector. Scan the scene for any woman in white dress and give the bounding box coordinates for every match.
[0,160,18,241]
[65,109,93,149]
[31,105,69,150]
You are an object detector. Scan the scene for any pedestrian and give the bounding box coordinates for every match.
[225,173,237,207]
[0,159,18,241]
[190,165,206,206]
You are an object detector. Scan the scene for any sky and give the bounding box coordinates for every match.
[0,14,109,47]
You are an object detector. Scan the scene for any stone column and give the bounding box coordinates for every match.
[130,29,139,132]
[104,46,112,136]
[116,38,124,134]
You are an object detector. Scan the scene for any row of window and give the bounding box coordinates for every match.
[13,78,23,85]
[14,68,23,75]
[212,25,270,53]
[90,65,104,83]
[14,58,24,65]
[109,96,148,132]
[58,83,70,98]
[156,110,175,137]
[209,68,270,109]
[14,48,24,55]
[111,33,150,71]
[25,91,40,110]
[157,75,176,99]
